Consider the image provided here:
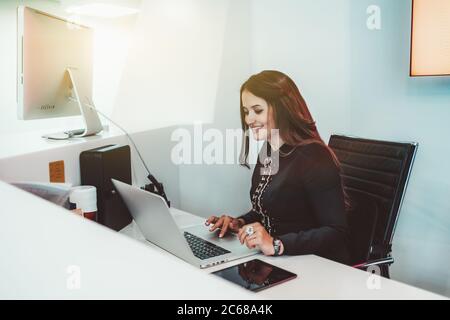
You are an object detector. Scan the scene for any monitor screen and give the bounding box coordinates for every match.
[17,6,93,120]
[410,0,450,76]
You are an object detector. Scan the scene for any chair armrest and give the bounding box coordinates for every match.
[352,257,394,269]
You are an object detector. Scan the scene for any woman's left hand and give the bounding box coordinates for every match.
[238,222,274,256]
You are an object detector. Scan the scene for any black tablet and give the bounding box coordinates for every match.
[211,259,297,292]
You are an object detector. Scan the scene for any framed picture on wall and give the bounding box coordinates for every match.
[410,0,450,76]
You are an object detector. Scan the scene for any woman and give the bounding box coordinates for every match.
[206,70,350,264]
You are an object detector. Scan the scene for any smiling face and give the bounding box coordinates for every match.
[241,90,275,141]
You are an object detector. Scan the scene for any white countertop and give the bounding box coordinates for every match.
[122,208,447,300]
[0,125,124,160]
[0,180,446,299]
[0,181,252,299]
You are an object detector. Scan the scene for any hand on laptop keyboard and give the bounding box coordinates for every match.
[205,215,245,238]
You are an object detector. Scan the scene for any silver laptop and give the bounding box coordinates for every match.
[112,179,258,268]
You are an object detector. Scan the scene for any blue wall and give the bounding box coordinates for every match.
[349,0,450,296]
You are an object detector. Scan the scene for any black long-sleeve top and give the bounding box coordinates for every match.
[239,142,350,264]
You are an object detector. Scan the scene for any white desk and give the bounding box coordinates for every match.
[0,125,124,160]
[121,208,447,300]
[0,181,446,300]
[0,127,128,186]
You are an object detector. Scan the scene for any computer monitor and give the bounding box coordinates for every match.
[17,6,103,139]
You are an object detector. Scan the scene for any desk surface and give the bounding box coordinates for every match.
[0,125,123,160]
[121,208,447,300]
[0,181,446,300]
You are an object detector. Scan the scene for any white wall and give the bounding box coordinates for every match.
[177,0,253,218]
[112,0,230,132]
[111,0,254,218]
[349,0,450,297]
[250,0,352,143]
[248,0,450,297]
[0,0,137,134]
[177,0,353,219]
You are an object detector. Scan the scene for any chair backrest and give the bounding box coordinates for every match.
[345,190,379,265]
[328,135,418,263]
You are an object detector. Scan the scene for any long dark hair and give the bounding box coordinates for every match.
[239,70,350,208]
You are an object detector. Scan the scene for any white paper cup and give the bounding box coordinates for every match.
[69,186,97,216]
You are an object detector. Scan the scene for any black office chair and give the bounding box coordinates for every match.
[328,135,418,278]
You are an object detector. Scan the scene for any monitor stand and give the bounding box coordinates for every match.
[42,68,103,140]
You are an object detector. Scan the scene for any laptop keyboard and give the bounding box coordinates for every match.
[184,232,230,260]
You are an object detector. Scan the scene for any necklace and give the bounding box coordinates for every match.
[278,145,298,157]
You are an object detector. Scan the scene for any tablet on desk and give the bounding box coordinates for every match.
[212,259,297,292]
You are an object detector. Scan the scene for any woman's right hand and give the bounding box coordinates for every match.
[205,215,244,238]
